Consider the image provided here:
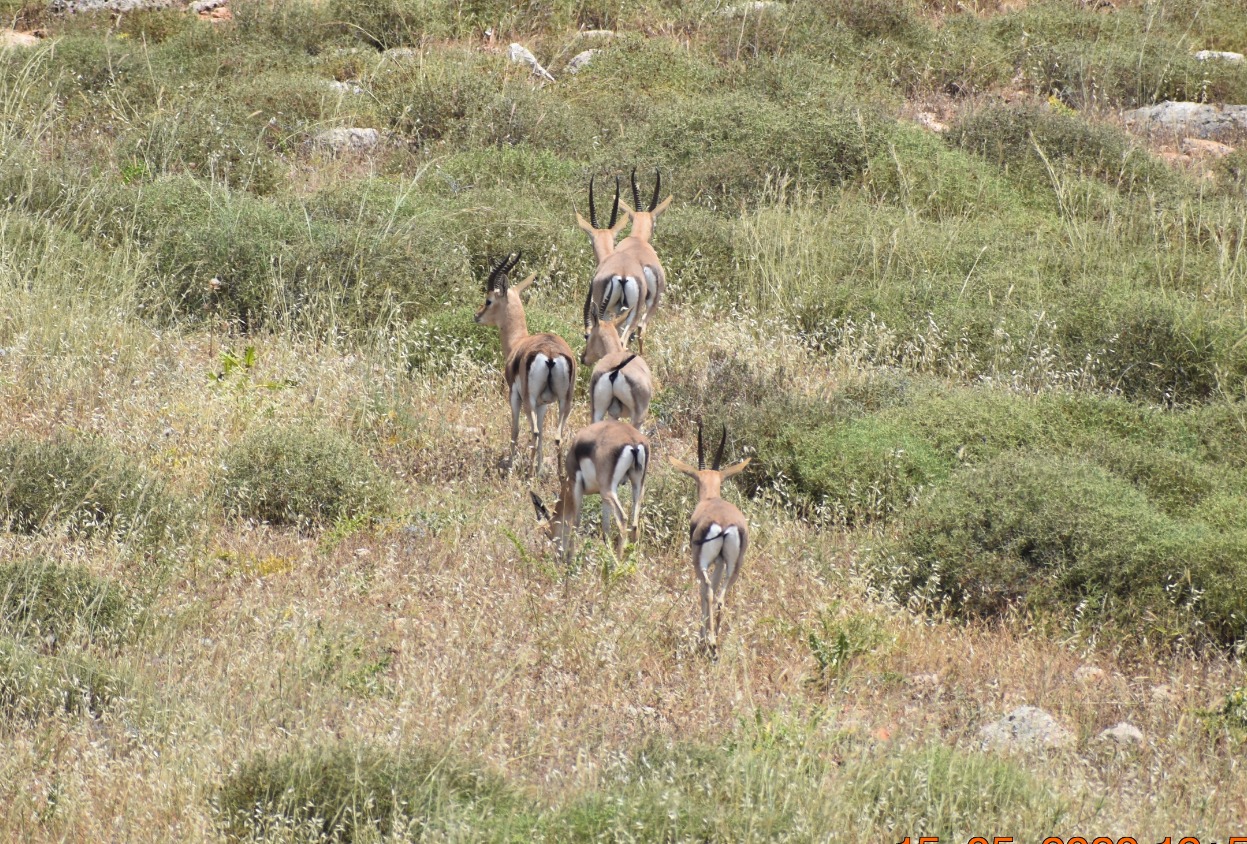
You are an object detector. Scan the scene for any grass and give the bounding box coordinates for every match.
[2,0,1247,839]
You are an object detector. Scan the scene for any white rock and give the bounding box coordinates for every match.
[575,29,616,40]
[1124,101,1247,141]
[0,29,40,48]
[1180,137,1236,158]
[1195,50,1245,63]
[191,0,227,12]
[979,705,1073,751]
[566,49,599,75]
[507,43,555,83]
[382,47,420,62]
[327,80,366,95]
[1097,722,1144,745]
[914,111,949,133]
[312,128,381,155]
[1074,665,1106,683]
[718,1,783,16]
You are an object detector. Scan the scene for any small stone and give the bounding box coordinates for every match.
[718,0,783,16]
[382,47,420,62]
[575,29,616,40]
[1180,137,1235,158]
[190,0,226,11]
[507,43,555,83]
[566,49,598,75]
[312,127,380,155]
[1195,50,1245,63]
[1074,665,1106,683]
[1097,722,1144,745]
[0,29,40,48]
[1151,683,1177,703]
[914,111,949,133]
[979,705,1073,751]
[327,80,366,95]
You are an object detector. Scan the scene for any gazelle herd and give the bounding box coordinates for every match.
[477,170,750,654]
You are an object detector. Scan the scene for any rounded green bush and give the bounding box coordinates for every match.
[0,558,135,648]
[0,636,118,721]
[222,424,389,528]
[0,436,182,546]
[217,742,526,842]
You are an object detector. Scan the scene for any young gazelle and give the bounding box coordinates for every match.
[576,176,648,341]
[616,168,673,349]
[474,253,575,478]
[530,420,650,562]
[669,423,751,655]
[581,299,653,426]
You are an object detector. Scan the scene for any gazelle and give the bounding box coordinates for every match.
[474,252,575,478]
[576,176,648,342]
[530,420,650,562]
[669,422,751,655]
[616,168,673,350]
[582,299,653,426]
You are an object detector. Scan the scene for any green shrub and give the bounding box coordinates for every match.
[952,103,1174,195]
[216,742,529,842]
[0,436,182,545]
[845,744,1063,835]
[115,9,194,44]
[222,424,389,528]
[880,452,1247,645]
[0,558,134,648]
[0,636,117,720]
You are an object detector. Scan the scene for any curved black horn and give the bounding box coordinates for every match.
[486,254,510,291]
[697,418,705,471]
[608,176,620,229]
[650,168,661,212]
[630,167,641,212]
[583,291,593,329]
[589,176,599,229]
[713,425,727,471]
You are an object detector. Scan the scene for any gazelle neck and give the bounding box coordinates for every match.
[498,295,530,360]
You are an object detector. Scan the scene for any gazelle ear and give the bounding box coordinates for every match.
[617,200,636,218]
[719,458,751,480]
[530,491,551,523]
[652,195,674,216]
[575,212,595,234]
[668,456,700,479]
[609,211,629,235]
[512,272,537,295]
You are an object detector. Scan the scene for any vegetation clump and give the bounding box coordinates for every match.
[0,636,118,721]
[0,558,135,649]
[0,435,182,545]
[222,424,389,528]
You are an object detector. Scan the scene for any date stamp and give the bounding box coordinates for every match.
[897,838,1247,844]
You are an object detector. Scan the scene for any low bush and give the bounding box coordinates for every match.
[222,424,389,528]
[952,103,1174,196]
[0,558,135,648]
[879,452,1247,645]
[845,744,1063,835]
[216,742,530,841]
[0,636,117,720]
[0,436,182,545]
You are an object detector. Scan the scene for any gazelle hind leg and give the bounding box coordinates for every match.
[602,492,628,554]
[508,382,522,471]
[531,402,549,478]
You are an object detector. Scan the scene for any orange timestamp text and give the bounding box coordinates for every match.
[897,838,1247,844]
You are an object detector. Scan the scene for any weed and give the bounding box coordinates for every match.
[0,558,134,649]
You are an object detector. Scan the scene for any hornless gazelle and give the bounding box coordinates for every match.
[530,420,650,562]
[616,168,673,351]
[581,298,653,426]
[474,252,575,478]
[669,422,751,655]
[576,176,648,342]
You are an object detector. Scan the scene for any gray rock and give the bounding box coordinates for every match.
[0,29,40,48]
[1195,50,1245,63]
[382,47,420,62]
[190,0,227,12]
[566,49,598,75]
[327,80,366,95]
[1124,101,1247,140]
[1180,137,1235,158]
[1074,664,1105,683]
[575,29,616,40]
[979,705,1073,751]
[1097,722,1144,745]
[507,42,555,83]
[50,0,175,11]
[718,1,783,16]
[312,128,381,155]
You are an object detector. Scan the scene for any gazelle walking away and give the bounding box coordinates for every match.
[582,299,653,426]
[530,420,650,562]
[576,176,648,341]
[616,168,673,351]
[669,422,751,656]
[474,253,575,478]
